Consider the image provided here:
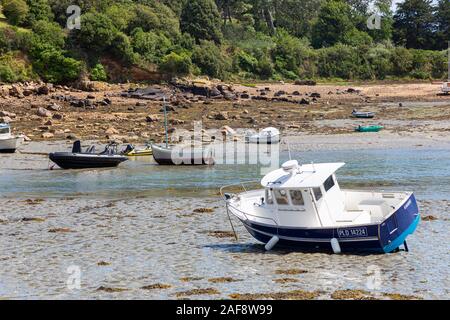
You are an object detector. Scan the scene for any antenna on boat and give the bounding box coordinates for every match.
[163,95,169,148]
[287,140,292,161]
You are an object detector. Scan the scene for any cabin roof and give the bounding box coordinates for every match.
[261,162,345,188]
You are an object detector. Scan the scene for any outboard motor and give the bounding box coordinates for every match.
[123,144,134,154]
[72,140,82,153]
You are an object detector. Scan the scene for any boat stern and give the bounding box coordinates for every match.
[379,193,420,253]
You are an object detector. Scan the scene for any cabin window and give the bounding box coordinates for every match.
[313,187,323,201]
[324,176,335,192]
[274,189,289,205]
[290,190,304,206]
[265,189,274,205]
[0,128,9,134]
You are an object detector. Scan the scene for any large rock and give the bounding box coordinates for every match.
[214,112,229,120]
[47,103,62,111]
[0,116,13,123]
[146,114,159,122]
[42,132,54,139]
[9,86,24,98]
[295,80,317,86]
[37,84,52,95]
[0,111,16,118]
[37,107,53,117]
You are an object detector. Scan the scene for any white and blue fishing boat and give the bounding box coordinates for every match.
[221,160,420,253]
[0,123,23,153]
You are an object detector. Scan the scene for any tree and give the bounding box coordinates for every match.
[31,20,66,49]
[69,12,118,54]
[274,0,324,39]
[393,0,436,50]
[159,52,192,75]
[180,0,223,43]
[191,40,230,78]
[2,0,29,26]
[435,0,450,50]
[26,0,53,25]
[311,0,355,48]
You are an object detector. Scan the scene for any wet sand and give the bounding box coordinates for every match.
[0,196,448,300]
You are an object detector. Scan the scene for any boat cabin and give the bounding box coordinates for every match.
[0,123,11,137]
[442,82,450,93]
[259,160,371,228]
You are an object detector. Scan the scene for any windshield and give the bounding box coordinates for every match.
[0,128,10,134]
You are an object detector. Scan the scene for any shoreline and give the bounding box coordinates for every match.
[1,81,449,144]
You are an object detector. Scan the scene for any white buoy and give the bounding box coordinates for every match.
[331,238,341,254]
[265,236,279,251]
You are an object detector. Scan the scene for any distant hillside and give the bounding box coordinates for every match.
[0,0,448,84]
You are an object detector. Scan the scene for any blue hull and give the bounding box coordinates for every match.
[241,194,420,253]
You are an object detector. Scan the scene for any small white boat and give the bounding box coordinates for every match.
[442,82,450,94]
[221,160,420,253]
[245,127,281,144]
[151,143,215,165]
[0,123,23,153]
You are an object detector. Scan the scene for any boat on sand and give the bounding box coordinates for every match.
[49,141,128,169]
[221,160,420,253]
[0,123,23,153]
[355,125,383,132]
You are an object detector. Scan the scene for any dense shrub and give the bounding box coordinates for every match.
[180,0,222,44]
[191,41,230,79]
[90,63,107,81]
[31,20,65,49]
[131,28,172,64]
[30,44,82,83]
[2,0,29,26]
[159,52,192,75]
[0,52,34,82]
[25,0,53,25]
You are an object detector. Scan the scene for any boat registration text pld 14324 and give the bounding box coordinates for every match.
[337,227,369,238]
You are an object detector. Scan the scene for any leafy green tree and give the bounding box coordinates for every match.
[31,20,66,49]
[129,3,180,38]
[69,12,118,54]
[393,0,436,49]
[90,63,108,81]
[2,0,29,26]
[131,28,172,63]
[180,0,223,43]
[105,3,136,32]
[274,0,324,39]
[159,51,192,75]
[191,40,230,78]
[435,0,450,50]
[312,0,355,48]
[30,43,82,83]
[26,0,53,25]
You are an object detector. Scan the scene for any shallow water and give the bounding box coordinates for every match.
[0,147,449,299]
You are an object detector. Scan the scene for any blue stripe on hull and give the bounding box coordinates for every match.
[240,194,419,254]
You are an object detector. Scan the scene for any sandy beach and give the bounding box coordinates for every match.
[1,81,449,144]
[1,81,449,300]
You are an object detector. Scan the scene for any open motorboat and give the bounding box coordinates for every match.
[49,141,128,169]
[0,123,23,153]
[151,143,215,165]
[355,125,383,132]
[352,110,375,119]
[245,127,281,144]
[221,160,420,253]
[122,144,153,156]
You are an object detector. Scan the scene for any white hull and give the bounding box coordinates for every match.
[246,134,281,144]
[0,136,21,152]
